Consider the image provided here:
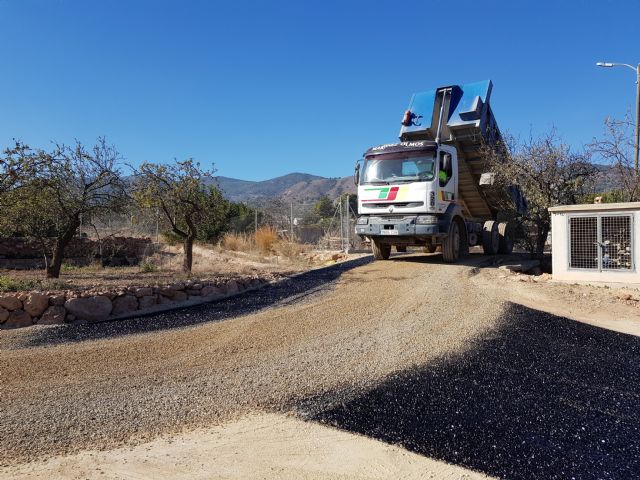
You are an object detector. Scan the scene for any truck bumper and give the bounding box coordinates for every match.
[355,216,441,240]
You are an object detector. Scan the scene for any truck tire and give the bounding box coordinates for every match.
[442,219,463,263]
[482,220,499,255]
[423,244,438,254]
[498,222,514,254]
[395,246,407,253]
[372,240,391,260]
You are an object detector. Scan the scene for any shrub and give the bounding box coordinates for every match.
[221,232,252,252]
[274,241,306,261]
[0,276,41,292]
[254,227,278,254]
[140,261,158,273]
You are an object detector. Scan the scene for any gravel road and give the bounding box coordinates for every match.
[1,254,505,466]
[3,253,639,479]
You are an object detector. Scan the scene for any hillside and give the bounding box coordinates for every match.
[214,172,355,203]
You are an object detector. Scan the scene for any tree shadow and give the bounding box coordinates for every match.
[6,256,372,349]
[297,303,640,479]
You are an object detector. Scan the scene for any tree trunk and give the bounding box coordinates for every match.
[182,235,195,273]
[535,224,550,261]
[47,220,80,278]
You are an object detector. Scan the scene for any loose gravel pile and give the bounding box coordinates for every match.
[1,254,506,466]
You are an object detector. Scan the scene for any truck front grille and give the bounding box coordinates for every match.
[366,202,424,209]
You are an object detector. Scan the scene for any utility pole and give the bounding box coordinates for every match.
[636,64,639,172]
[344,195,350,253]
[339,197,344,251]
[254,209,258,232]
[290,201,294,241]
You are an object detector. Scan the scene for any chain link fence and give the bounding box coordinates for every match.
[84,197,368,253]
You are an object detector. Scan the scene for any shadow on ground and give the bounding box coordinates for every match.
[6,256,372,349]
[296,303,640,479]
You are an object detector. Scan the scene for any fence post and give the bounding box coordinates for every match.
[345,194,350,254]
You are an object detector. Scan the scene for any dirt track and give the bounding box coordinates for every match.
[2,253,640,479]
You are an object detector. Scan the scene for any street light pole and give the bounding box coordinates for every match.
[636,64,640,173]
[596,61,640,173]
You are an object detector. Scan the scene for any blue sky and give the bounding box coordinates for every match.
[0,0,638,181]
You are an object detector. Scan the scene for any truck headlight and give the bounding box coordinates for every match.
[356,216,369,225]
[416,215,438,224]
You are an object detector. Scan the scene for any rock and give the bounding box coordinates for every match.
[191,283,203,290]
[0,307,8,323]
[3,309,32,328]
[138,295,157,309]
[49,295,66,306]
[65,296,113,322]
[111,295,139,315]
[499,260,540,273]
[23,293,50,318]
[158,295,174,305]
[17,292,29,302]
[201,286,224,298]
[616,292,633,301]
[0,296,22,311]
[134,287,153,298]
[159,287,181,299]
[185,289,201,296]
[172,291,188,302]
[225,280,240,295]
[65,314,76,322]
[169,282,185,291]
[38,306,66,325]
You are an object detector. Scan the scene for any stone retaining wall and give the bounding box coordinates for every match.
[0,276,267,329]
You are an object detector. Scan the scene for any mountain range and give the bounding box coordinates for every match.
[214,173,355,204]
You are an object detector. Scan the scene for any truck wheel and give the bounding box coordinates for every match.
[482,220,499,255]
[372,240,391,260]
[498,222,514,254]
[423,244,438,254]
[442,219,462,263]
[396,246,407,253]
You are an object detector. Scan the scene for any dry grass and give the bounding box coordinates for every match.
[254,227,278,254]
[274,241,307,261]
[221,232,253,252]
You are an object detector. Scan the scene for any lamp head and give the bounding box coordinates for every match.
[596,62,614,67]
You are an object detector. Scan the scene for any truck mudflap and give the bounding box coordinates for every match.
[355,216,441,238]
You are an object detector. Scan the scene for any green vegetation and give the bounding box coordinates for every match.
[0,275,70,293]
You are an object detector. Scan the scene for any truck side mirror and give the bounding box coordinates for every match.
[354,160,361,186]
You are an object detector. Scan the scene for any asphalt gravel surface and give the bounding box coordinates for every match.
[2,253,639,479]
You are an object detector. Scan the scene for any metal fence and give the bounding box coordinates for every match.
[84,198,367,253]
[569,213,633,271]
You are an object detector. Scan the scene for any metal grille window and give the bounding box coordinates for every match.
[569,214,633,271]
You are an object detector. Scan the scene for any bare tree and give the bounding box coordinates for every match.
[589,114,639,201]
[0,138,129,278]
[481,130,597,259]
[133,160,227,273]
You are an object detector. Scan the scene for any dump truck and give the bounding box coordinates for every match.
[354,80,525,262]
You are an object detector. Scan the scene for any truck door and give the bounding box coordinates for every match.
[437,150,457,212]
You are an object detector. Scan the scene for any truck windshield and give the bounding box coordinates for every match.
[361,153,435,184]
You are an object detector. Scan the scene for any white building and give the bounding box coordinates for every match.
[549,202,640,284]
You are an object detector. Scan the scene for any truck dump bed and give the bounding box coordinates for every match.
[398,80,505,219]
